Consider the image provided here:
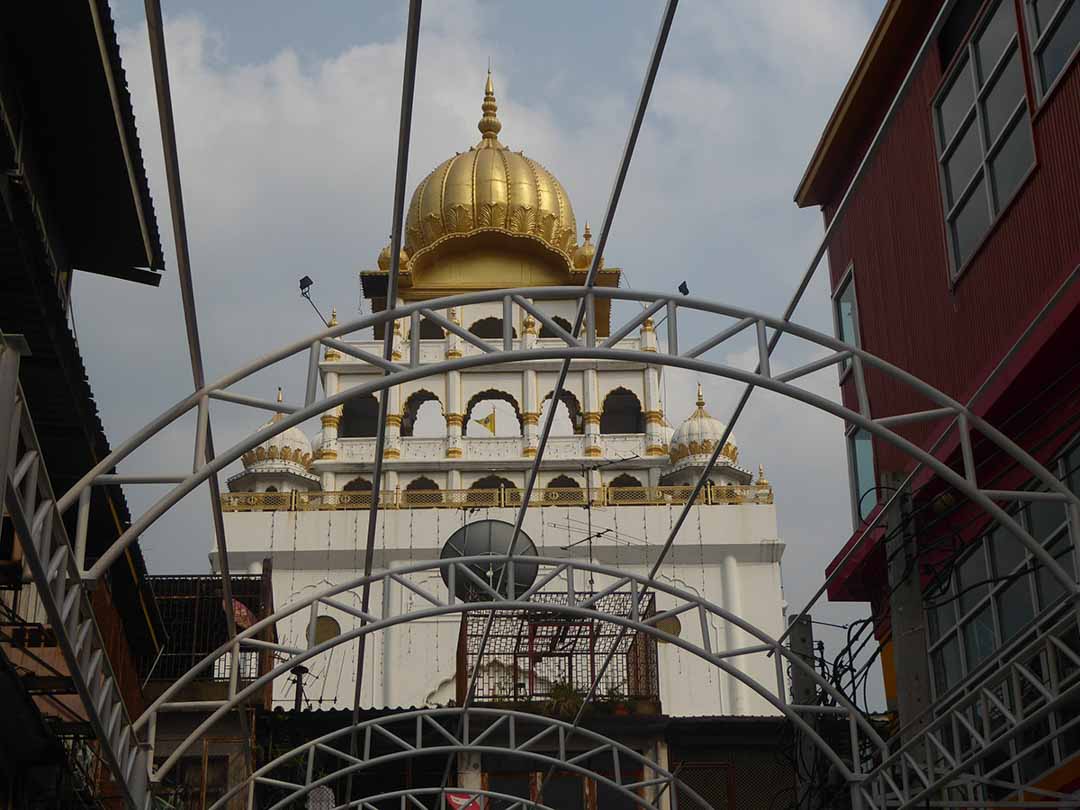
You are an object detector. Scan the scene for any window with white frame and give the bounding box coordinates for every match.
[1025,0,1080,97]
[847,427,877,523]
[934,0,1036,273]
[833,267,859,374]
[922,440,1080,793]
[211,649,259,681]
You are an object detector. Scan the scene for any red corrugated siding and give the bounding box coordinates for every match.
[826,38,1080,478]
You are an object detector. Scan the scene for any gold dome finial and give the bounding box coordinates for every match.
[329,307,338,327]
[478,69,502,143]
[696,383,705,408]
[757,464,770,486]
[276,387,283,404]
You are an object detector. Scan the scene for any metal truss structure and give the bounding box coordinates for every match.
[5,280,1073,808]
[0,341,147,808]
[210,707,713,810]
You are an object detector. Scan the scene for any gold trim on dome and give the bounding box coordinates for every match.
[522,411,539,426]
[446,413,464,427]
[645,409,664,425]
[584,446,602,457]
[583,411,601,426]
[669,439,739,464]
[446,447,463,458]
[321,414,340,429]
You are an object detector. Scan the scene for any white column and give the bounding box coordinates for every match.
[320,356,340,490]
[523,366,538,457]
[583,367,601,458]
[446,368,463,460]
[722,553,748,714]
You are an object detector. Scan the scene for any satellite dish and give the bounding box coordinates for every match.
[440,520,539,602]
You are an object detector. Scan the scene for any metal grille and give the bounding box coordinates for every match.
[138,574,268,681]
[464,591,659,704]
[675,763,734,810]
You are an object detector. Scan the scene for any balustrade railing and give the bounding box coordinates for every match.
[220,483,774,511]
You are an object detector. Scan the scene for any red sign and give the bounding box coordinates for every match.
[446,792,483,810]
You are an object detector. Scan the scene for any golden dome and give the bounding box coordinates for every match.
[573,222,603,270]
[403,72,578,269]
[378,242,410,272]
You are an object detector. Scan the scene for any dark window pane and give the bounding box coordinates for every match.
[939,59,976,147]
[487,773,531,801]
[1031,0,1063,35]
[963,605,997,669]
[990,116,1034,208]
[1026,500,1067,544]
[982,50,1026,143]
[928,595,958,642]
[1037,533,1076,608]
[1066,444,1080,495]
[958,547,990,614]
[1040,0,1080,90]
[542,775,584,810]
[998,575,1035,641]
[1019,717,1055,782]
[991,524,1027,575]
[940,0,984,67]
[951,177,991,265]
[598,780,639,810]
[933,635,963,693]
[946,119,984,205]
[976,0,1018,80]
[851,430,877,520]
[835,278,858,347]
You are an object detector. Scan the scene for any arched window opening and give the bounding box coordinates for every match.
[540,390,583,435]
[600,387,644,434]
[468,474,516,507]
[313,615,341,645]
[404,475,442,505]
[340,393,380,437]
[609,473,643,489]
[464,389,523,436]
[545,474,585,505]
[264,486,278,493]
[401,390,444,437]
[539,315,573,338]
[468,317,516,340]
[343,477,373,492]
[418,317,444,340]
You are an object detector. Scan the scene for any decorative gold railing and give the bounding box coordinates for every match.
[220,484,774,512]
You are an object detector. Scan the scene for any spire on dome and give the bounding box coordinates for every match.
[329,308,338,327]
[757,464,770,486]
[696,383,705,408]
[277,387,283,403]
[478,69,502,143]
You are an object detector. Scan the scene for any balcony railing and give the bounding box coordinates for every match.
[220,483,774,512]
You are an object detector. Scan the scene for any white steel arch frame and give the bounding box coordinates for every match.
[210,707,712,810]
[138,556,883,785]
[57,285,1080,596]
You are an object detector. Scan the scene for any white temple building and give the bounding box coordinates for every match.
[217,76,785,720]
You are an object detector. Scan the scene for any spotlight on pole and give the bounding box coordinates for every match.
[298,275,328,326]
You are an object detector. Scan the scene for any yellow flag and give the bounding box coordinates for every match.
[473,407,496,435]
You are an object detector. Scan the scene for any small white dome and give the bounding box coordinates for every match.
[669,385,738,468]
[241,394,314,473]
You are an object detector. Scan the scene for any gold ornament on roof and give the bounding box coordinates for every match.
[402,71,578,268]
[377,242,410,272]
[757,464,770,486]
[573,222,604,270]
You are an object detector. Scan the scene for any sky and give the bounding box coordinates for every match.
[86,0,887,703]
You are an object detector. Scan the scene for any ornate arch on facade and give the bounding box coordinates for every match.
[539,314,572,338]
[417,316,444,339]
[609,473,643,489]
[343,476,373,492]
[340,392,380,437]
[468,316,516,340]
[541,388,584,434]
[600,387,644,434]
[464,389,523,435]
[400,388,443,437]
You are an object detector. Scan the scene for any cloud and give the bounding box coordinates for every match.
[74,0,884,700]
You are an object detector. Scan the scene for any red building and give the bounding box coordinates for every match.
[796,0,1079,801]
